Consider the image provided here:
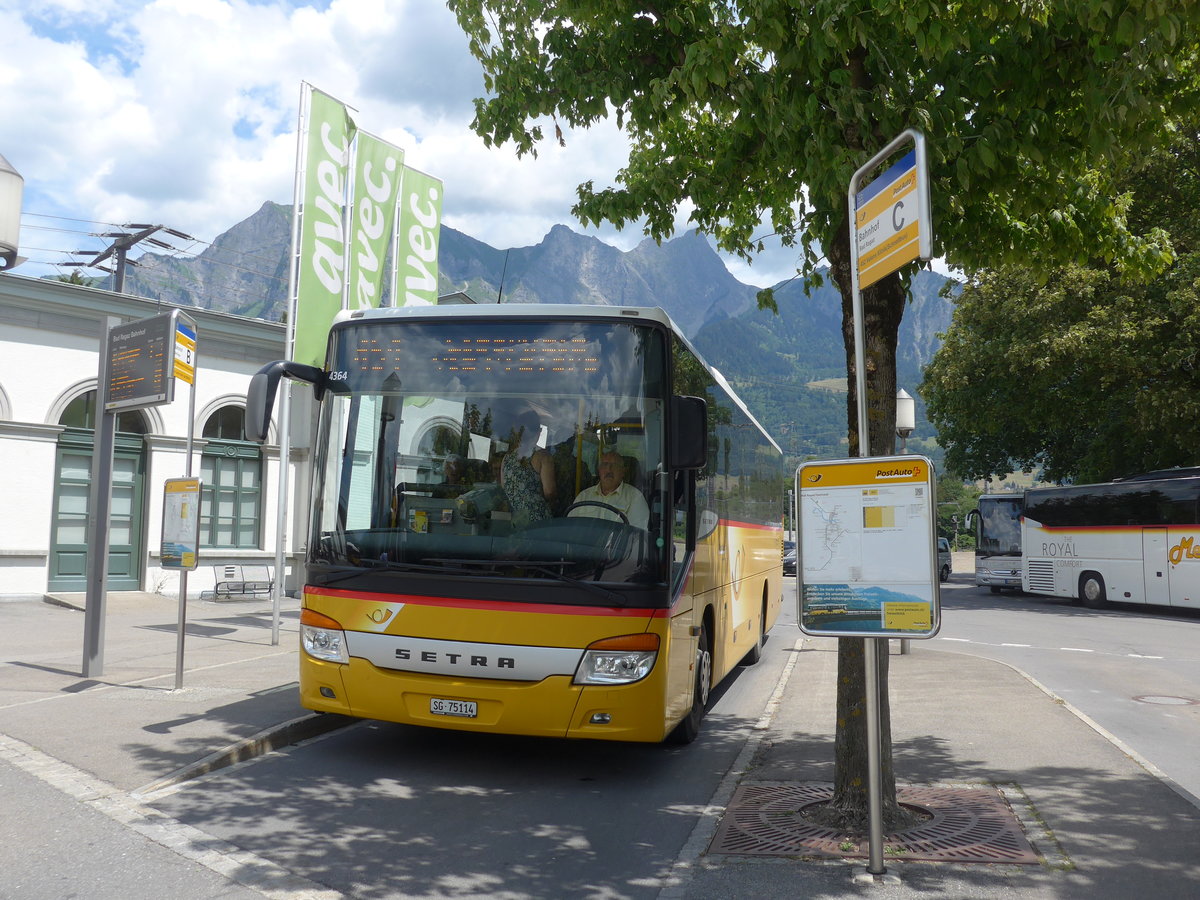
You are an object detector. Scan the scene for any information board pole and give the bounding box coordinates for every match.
[846,129,931,877]
[174,367,197,689]
[82,310,196,679]
[81,349,117,678]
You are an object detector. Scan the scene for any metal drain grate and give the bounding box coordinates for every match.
[710,782,1041,865]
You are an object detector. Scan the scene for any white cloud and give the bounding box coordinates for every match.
[0,0,826,287]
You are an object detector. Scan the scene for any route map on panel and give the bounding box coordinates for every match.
[805,499,856,578]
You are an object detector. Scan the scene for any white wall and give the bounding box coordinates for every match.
[0,275,298,600]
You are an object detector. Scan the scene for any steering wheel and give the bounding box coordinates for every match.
[563,500,630,525]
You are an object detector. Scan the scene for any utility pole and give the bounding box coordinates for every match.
[63,224,194,292]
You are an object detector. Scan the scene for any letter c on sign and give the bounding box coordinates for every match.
[892,201,907,232]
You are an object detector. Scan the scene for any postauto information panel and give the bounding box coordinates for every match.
[796,455,941,638]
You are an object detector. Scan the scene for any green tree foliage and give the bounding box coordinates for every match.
[923,124,1200,484]
[56,270,98,286]
[449,0,1200,829]
[935,473,979,547]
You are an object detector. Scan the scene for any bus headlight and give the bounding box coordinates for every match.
[573,634,659,685]
[300,608,349,664]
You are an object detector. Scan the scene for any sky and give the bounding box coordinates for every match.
[0,0,816,288]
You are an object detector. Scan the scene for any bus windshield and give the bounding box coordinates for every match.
[977,495,1022,557]
[309,318,669,590]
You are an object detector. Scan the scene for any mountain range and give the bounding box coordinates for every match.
[123,201,955,460]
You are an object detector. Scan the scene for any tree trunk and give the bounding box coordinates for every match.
[820,207,916,833]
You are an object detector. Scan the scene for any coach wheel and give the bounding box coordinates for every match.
[739,597,765,666]
[1080,571,1107,609]
[668,621,711,744]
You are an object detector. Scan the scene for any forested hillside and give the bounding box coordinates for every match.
[117,201,954,461]
[693,270,953,460]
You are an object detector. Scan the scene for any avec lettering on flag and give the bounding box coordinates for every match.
[291,85,446,367]
[294,87,356,368]
[396,166,443,307]
[349,132,404,312]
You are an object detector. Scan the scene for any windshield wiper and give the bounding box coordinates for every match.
[313,558,448,586]
[424,558,625,605]
[521,564,626,605]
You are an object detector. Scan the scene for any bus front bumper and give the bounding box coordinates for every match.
[300,656,676,743]
[977,573,1021,588]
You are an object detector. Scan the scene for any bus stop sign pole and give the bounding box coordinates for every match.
[847,129,932,877]
[82,310,196,678]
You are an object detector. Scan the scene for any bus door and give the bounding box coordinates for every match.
[1142,528,1170,605]
[716,507,734,645]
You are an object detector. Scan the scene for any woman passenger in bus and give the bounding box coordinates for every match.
[500,410,555,527]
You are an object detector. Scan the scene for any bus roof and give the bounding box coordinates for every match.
[340,302,679,329]
[1114,467,1200,482]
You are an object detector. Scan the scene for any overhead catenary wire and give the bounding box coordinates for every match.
[20,208,293,299]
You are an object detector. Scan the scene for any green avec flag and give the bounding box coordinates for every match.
[294,88,356,367]
[349,132,404,312]
[396,167,443,306]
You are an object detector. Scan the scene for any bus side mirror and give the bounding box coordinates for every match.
[964,509,979,530]
[246,360,325,443]
[670,395,708,470]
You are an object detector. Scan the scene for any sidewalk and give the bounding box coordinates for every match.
[0,591,344,794]
[672,638,1200,898]
[2,592,1199,898]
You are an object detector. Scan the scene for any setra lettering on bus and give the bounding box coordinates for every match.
[395,648,516,669]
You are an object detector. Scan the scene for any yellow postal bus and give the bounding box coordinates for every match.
[248,304,783,743]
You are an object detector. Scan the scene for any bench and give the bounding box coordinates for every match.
[201,564,275,600]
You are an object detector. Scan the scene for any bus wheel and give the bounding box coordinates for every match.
[668,622,712,744]
[1080,572,1107,609]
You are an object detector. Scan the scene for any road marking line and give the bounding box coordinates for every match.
[0,733,342,899]
[1061,648,1094,653]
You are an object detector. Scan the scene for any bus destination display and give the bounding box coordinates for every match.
[349,336,601,376]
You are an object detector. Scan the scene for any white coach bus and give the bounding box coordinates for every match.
[1021,468,1200,610]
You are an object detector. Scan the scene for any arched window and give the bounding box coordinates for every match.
[60,391,149,434]
[200,406,262,548]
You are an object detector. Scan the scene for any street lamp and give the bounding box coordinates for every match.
[895,387,918,657]
[0,153,24,271]
[895,388,915,454]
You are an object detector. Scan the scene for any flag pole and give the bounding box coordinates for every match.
[271,82,310,645]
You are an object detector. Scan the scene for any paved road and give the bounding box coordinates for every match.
[0,754,268,900]
[933,574,1200,805]
[141,617,802,899]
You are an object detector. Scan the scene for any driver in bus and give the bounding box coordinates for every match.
[568,449,650,529]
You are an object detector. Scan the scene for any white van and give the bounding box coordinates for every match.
[937,537,952,582]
